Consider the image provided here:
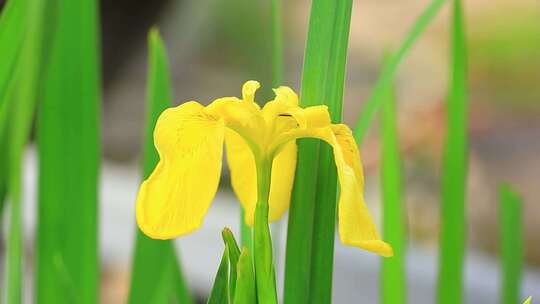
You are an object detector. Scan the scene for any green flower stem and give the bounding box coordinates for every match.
[240,209,253,250]
[254,157,277,304]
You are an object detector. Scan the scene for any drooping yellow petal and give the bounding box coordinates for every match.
[277,124,393,257]
[331,125,393,257]
[225,130,297,225]
[136,101,225,239]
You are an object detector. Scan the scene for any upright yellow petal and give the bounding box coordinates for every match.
[242,80,261,104]
[268,141,297,221]
[225,129,257,222]
[273,86,298,106]
[277,124,392,257]
[206,97,265,152]
[225,130,297,225]
[136,101,225,239]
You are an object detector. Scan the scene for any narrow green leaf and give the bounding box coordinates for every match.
[208,247,230,304]
[380,65,406,304]
[284,0,335,301]
[0,0,30,226]
[437,0,468,303]
[36,0,100,302]
[0,0,27,227]
[284,0,353,302]
[353,0,446,143]
[233,247,256,304]
[0,107,9,222]
[128,28,192,304]
[499,185,523,304]
[222,228,241,302]
[0,0,28,109]
[308,0,352,303]
[2,0,54,302]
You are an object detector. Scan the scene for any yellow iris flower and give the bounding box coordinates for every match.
[136,80,392,257]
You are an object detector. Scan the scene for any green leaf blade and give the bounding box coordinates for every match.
[222,228,241,301]
[0,0,28,109]
[208,247,230,304]
[233,247,256,304]
[284,0,353,303]
[128,28,193,304]
[1,0,55,302]
[36,0,101,302]
[284,0,337,302]
[437,0,468,303]
[499,185,523,304]
[380,69,406,304]
[308,0,353,303]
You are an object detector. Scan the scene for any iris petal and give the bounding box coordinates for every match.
[278,124,393,257]
[136,101,225,239]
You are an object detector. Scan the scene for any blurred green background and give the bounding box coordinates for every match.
[0,0,539,302]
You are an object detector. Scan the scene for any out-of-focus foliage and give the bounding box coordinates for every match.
[353,0,446,143]
[36,0,100,302]
[128,29,192,304]
[499,185,523,304]
[438,0,468,303]
[1,0,55,301]
[380,69,406,304]
[470,9,540,108]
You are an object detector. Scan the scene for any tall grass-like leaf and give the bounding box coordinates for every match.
[308,0,352,303]
[36,0,100,302]
[0,123,7,221]
[499,185,523,304]
[284,0,352,302]
[1,0,53,302]
[380,74,406,304]
[128,29,193,304]
[0,0,30,224]
[0,0,27,110]
[353,0,446,143]
[437,0,468,303]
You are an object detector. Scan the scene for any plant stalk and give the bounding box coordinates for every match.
[254,157,277,304]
